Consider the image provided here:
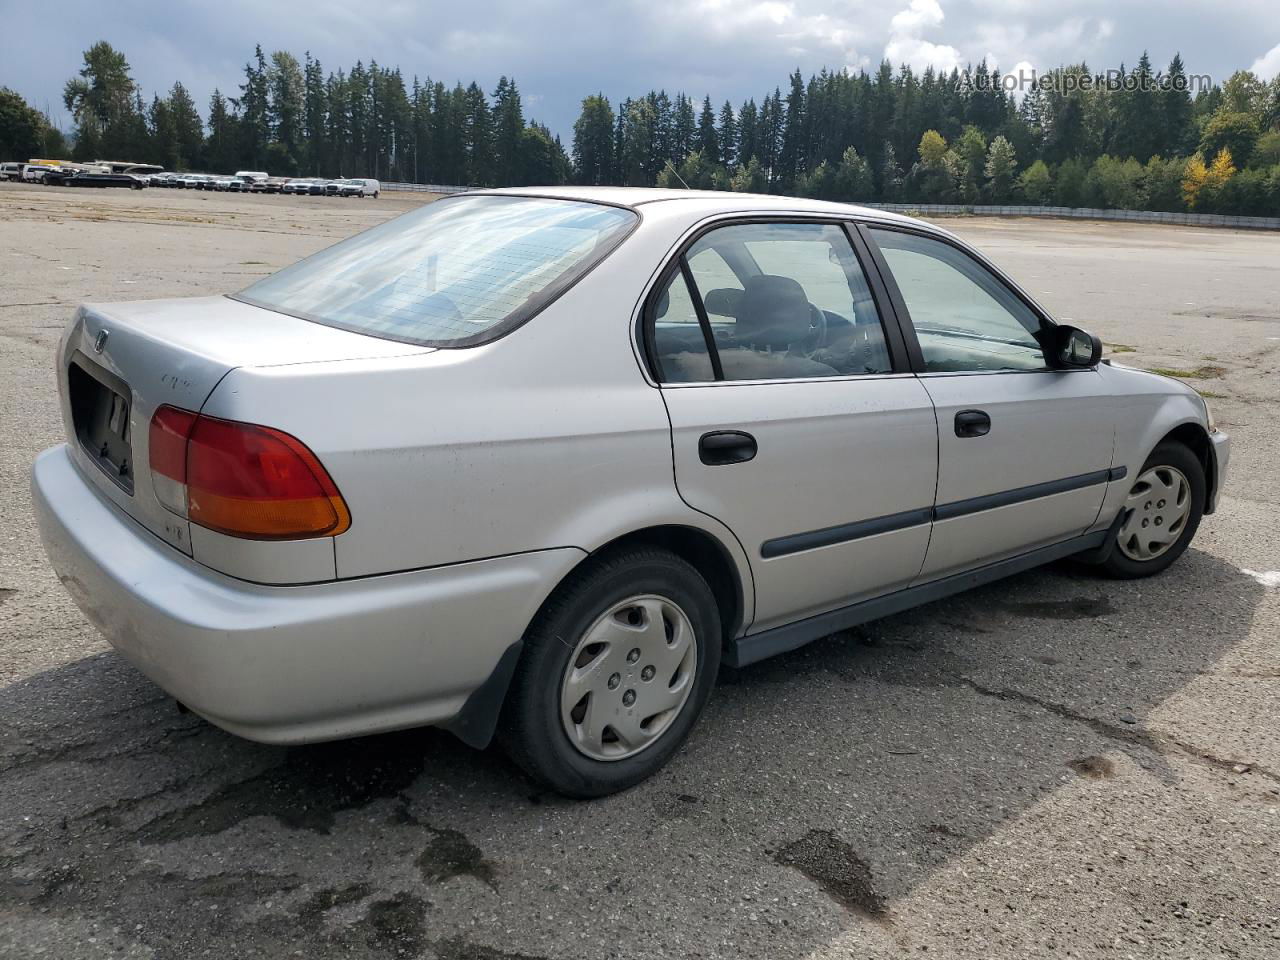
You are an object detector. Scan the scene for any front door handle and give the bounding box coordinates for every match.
[954,409,991,438]
[699,430,757,465]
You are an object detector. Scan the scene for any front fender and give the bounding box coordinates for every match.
[1092,367,1213,529]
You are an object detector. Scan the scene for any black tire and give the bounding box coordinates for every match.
[500,546,721,798]
[1097,441,1205,579]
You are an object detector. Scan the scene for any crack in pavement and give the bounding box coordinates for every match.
[0,714,203,776]
[958,677,1280,785]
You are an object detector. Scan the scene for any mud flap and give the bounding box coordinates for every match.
[439,640,524,749]
[1073,507,1131,566]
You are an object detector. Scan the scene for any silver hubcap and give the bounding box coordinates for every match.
[1118,465,1192,561]
[559,594,698,762]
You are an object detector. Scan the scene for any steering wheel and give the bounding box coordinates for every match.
[805,303,828,351]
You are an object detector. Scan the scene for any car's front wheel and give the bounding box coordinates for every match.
[1099,441,1205,578]
[500,546,721,798]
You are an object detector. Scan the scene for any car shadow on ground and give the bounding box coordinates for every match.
[0,548,1268,959]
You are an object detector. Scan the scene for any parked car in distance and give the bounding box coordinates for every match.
[281,178,310,194]
[332,178,380,198]
[0,162,22,181]
[306,179,331,196]
[235,170,269,184]
[251,177,290,194]
[49,171,145,189]
[32,188,1229,798]
[22,164,56,182]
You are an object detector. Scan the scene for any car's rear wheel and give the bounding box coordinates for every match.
[1098,441,1205,578]
[500,546,720,798]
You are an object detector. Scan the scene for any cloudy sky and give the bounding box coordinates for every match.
[3,0,1279,138]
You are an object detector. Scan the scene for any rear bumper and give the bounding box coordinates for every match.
[32,444,582,744]
[1208,429,1230,514]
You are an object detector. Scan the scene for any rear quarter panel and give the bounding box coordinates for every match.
[201,216,755,627]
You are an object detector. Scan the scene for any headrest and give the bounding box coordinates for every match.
[703,287,744,318]
[735,274,811,349]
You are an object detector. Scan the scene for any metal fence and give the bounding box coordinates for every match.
[863,202,1280,231]
[381,181,471,195]
[379,184,1280,230]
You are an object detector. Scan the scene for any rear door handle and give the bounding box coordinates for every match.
[954,409,991,438]
[699,430,757,465]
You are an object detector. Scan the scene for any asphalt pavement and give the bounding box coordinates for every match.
[1,183,1277,959]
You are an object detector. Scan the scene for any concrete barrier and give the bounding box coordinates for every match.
[863,202,1280,231]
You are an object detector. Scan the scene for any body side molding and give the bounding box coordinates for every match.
[760,469,1116,560]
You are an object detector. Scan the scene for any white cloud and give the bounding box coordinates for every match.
[884,0,963,72]
[1249,42,1280,80]
[2,0,1278,139]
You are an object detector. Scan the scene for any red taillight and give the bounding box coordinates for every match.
[148,405,197,516]
[148,405,351,540]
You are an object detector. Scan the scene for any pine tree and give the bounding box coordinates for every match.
[1160,54,1194,157]
[303,54,326,174]
[491,76,525,185]
[572,94,615,185]
[464,82,493,185]
[778,69,806,186]
[697,96,719,166]
[205,89,238,172]
[268,51,304,172]
[622,98,657,186]
[673,93,695,161]
[717,100,737,171]
[736,99,758,168]
[235,45,271,168]
[166,82,203,170]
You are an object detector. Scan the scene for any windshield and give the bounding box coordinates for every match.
[236,194,637,347]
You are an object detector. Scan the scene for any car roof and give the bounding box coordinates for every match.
[477,185,925,227]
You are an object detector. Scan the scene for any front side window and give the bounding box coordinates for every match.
[870,229,1047,372]
[650,221,894,383]
[237,195,636,347]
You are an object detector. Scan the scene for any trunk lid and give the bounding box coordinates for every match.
[57,295,429,555]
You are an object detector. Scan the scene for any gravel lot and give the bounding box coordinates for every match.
[1,182,1277,959]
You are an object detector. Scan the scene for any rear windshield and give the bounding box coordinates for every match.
[235,195,637,347]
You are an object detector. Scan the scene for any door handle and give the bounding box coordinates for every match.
[954,409,991,438]
[699,430,757,465]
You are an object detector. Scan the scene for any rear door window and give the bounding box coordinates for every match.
[651,221,894,382]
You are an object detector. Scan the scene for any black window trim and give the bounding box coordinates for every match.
[640,214,913,385]
[855,221,1078,377]
[678,257,725,381]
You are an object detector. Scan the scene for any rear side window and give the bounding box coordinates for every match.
[652,271,716,383]
[650,221,894,382]
[236,195,636,347]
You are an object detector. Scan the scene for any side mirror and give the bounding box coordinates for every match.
[1051,325,1102,368]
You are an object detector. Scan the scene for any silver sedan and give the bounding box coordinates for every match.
[32,188,1229,796]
